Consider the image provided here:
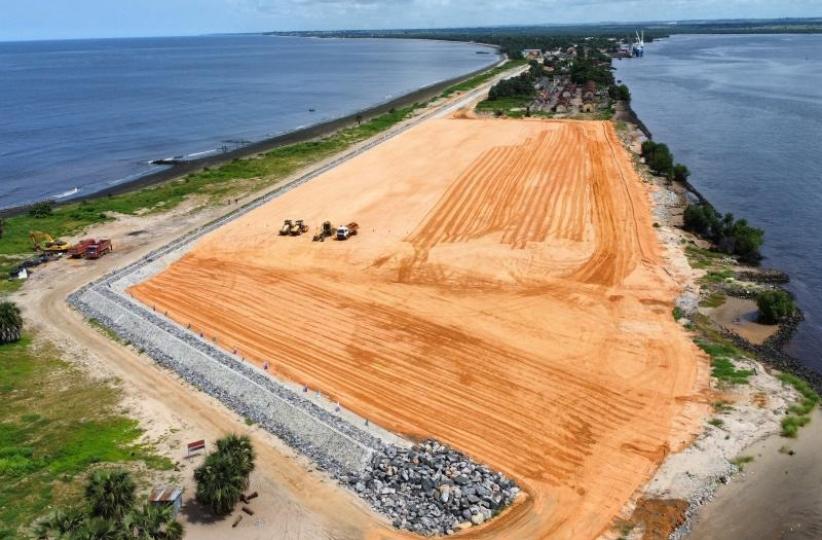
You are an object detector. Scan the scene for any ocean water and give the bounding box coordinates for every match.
[615,34,822,370]
[0,35,496,209]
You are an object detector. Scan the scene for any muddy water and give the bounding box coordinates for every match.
[688,410,822,539]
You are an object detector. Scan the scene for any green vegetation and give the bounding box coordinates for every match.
[683,204,764,263]
[700,292,727,309]
[608,84,631,103]
[779,373,819,438]
[487,66,538,101]
[568,55,614,85]
[672,163,690,183]
[757,290,796,324]
[697,338,753,385]
[712,400,733,413]
[708,418,724,428]
[28,202,55,219]
[440,59,526,97]
[685,244,731,270]
[35,468,183,540]
[476,95,534,117]
[88,318,126,345]
[672,306,684,321]
[194,434,256,516]
[0,301,23,344]
[730,455,754,471]
[641,141,674,178]
[0,102,427,260]
[0,336,172,539]
[701,269,735,284]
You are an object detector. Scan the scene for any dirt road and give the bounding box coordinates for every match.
[131,118,709,539]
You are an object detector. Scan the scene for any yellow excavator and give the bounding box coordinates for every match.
[30,231,71,253]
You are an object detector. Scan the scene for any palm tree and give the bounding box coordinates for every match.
[124,503,183,540]
[0,301,23,344]
[194,452,245,515]
[34,506,86,539]
[216,434,256,480]
[85,469,136,522]
[74,517,125,540]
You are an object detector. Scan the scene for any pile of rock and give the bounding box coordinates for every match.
[339,440,519,536]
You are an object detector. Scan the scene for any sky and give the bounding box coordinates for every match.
[1,0,820,41]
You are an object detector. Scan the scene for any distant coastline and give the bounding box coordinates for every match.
[0,38,501,217]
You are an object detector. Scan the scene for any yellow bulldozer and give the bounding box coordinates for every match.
[30,231,71,253]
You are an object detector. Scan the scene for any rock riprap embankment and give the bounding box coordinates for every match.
[340,440,519,536]
[68,184,519,536]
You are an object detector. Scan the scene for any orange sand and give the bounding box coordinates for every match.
[131,119,708,539]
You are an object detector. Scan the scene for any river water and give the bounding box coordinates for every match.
[615,34,822,372]
[0,35,496,209]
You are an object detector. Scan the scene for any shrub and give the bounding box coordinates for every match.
[673,163,690,183]
[27,201,54,218]
[757,290,795,324]
[0,301,23,344]
[641,141,673,178]
[682,204,764,263]
[608,84,631,102]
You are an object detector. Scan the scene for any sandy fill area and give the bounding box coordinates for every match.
[130,118,707,539]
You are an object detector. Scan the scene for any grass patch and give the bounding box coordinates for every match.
[779,372,819,437]
[700,292,727,308]
[696,338,753,385]
[708,418,724,428]
[672,306,684,320]
[730,455,754,471]
[701,269,735,284]
[475,95,534,117]
[0,102,428,260]
[87,318,125,344]
[0,336,172,539]
[440,59,526,97]
[685,244,731,270]
[712,400,734,413]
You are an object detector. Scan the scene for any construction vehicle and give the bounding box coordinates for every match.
[279,220,294,236]
[290,220,309,236]
[84,239,112,260]
[68,239,96,258]
[312,221,335,242]
[29,231,71,253]
[336,222,359,241]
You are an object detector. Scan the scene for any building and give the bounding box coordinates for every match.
[149,485,184,517]
[522,49,543,61]
[581,102,596,113]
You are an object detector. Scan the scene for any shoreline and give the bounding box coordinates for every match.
[0,48,502,218]
[614,103,819,540]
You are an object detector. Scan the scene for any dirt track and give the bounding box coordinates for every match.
[131,118,708,539]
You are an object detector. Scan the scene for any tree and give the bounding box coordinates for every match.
[124,504,183,540]
[35,506,86,539]
[608,84,631,102]
[194,434,256,516]
[85,469,136,522]
[673,163,690,183]
[194,453,245,516]
[757,290,795,324]
[646,143,674,178]
[0,301,23,344]
[216,434,256,480]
